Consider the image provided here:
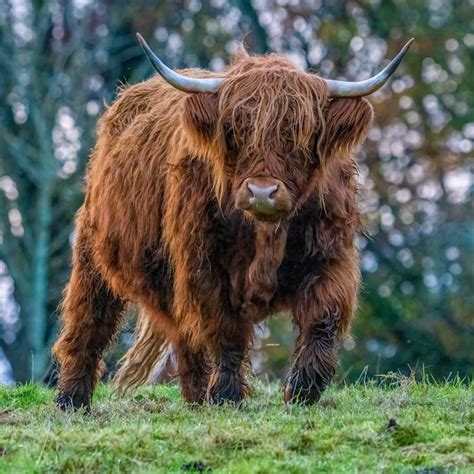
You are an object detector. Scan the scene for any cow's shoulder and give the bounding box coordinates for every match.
[98,77,183,139]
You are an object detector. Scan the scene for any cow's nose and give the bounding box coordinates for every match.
[235,177,291,220]
[247,183,278,212]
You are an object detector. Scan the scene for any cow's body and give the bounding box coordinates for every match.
[53,53,373,409]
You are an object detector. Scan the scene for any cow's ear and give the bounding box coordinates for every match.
[183,92,219,148]
[322,98,373,157]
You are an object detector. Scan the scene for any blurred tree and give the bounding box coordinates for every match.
[0,0,102,380]
[0,0,142,381]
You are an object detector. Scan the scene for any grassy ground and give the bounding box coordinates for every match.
[0,377,472,473]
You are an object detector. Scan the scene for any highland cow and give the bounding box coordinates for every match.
[53,34,413,410]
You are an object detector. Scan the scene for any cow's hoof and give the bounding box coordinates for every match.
[181,389,207,406]
[207,391,245,406]
[283,384,322,405]
[207,386,246,405]
[206,371,248,405]
[283,372,325,405]
[54,391,91,413]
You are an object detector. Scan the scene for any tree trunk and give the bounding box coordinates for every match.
[2,328,33,383]
[28,184,53,380]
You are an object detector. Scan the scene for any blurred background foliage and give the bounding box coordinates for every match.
[0,0,472,384]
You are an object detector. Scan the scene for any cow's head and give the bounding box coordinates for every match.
[137,34,413,222]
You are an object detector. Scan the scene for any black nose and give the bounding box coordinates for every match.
[247,183,278,213]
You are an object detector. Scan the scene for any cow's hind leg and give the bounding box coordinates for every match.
[52,235,125,411]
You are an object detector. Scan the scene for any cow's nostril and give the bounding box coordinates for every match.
[269,185,279,199]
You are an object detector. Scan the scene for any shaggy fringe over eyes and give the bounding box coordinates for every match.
[216,54,329,166]
[183,53,372,211]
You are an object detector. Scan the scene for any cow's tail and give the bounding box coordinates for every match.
[113,311,175,393]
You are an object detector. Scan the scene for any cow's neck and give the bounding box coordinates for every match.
[242,221,288,320]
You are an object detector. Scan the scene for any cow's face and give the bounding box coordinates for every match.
[183,63,373,222]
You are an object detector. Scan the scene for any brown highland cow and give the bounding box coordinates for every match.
[53,34,413,410]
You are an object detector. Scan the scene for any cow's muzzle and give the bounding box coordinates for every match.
[235,177,292,221]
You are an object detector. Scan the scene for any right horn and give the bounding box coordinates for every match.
[325,38,414,98]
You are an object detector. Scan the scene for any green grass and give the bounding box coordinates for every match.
[0,377,472,473]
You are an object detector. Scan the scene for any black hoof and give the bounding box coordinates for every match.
[283,371,326,405]
[54,391,91,413]
[206,371,248,405]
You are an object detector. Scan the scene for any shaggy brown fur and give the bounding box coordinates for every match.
[53,50,373,410]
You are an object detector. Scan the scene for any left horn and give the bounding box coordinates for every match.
[136,33,224,93]
[325,38,414,98]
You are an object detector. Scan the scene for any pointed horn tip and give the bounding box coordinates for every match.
[136,32,145,46]
[393,38,414,64]
[404,37,415,50]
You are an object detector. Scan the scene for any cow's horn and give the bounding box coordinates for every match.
[325,38,414,98]
[136,33,224,93]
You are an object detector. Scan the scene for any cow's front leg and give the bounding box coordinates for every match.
[284,309,341,404]
[284,256,359,404]
[206,317,253,404]
[175,339,211,404]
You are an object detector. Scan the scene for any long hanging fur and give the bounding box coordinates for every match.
[113,312,174,392]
